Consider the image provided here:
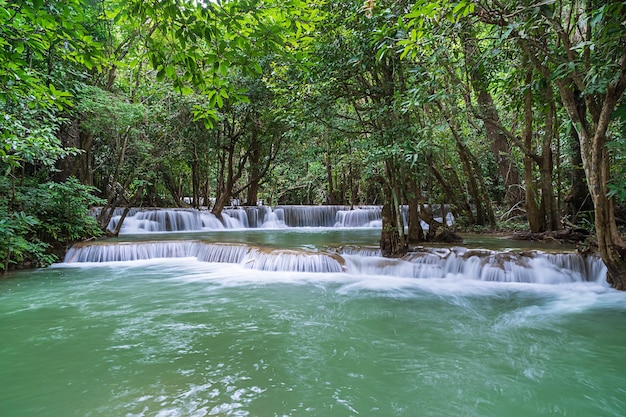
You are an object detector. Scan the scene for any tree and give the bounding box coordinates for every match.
[476,0,626,288]
[210,74,285,217]
[1,0,105,270]
[461,27,524,208]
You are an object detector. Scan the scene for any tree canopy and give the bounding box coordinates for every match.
[1,0,625,287]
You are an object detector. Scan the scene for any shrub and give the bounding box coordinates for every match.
[0,178,104,272]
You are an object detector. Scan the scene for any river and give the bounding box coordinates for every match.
[1,209,625,417]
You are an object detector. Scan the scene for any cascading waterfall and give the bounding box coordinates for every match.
[75,205,609,286]
[243,248,344,273]
[64,241,343,273]
[63,240,605,285]
[335,207,382,227]
[338,247,605,284]
[105,205,453,234]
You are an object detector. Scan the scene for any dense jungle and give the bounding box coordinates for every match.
[2,0,626,287]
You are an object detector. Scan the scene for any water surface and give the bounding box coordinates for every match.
[2,257,625,417]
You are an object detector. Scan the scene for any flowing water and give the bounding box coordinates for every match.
[2,208,626,417]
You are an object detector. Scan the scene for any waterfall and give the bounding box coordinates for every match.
[335,207,382,227]
[102,205,459,234]
[260,207,287,228]
[63,241,605,284]
[108,206,400,233]
[64,241,344,273]
[108,209,215,233]
[277,205,344,227]
[339,247,606,284]
[64,241,203,263]
[242,248,344,273]
[222,208,250,228]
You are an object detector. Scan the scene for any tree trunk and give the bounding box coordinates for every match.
[379,161,407,258]
[246,180,260,207]
[406,180,425,243]
[246,147,261,206]
[380,199,406,257]
[432,164,473,224]
[437,99,494,226]
[539,86,559,231]
[203,180,210,208]
[583,120,626,286]
[349,163,359,207]
[325,153,337,205]
[463,32,523,207]
[557,71,626,289]
[478,89,523,205]
[584,135,626,289]
[191,158,199,209]
[212,192,230,220]
[212,148,236,219]
[564,97,593,222]
[523,68,543,232]
[524,153,543,232]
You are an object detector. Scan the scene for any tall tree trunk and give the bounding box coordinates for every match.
[406,179,425,243]
[582,129,626,289]
[437,100,494,226]
[539,111,560,231]
[564,95,593,222]
[380,194,407,257]
[463,31,523,207]
[443,165,472,223]
[539,96,559,231]
[191,158,199,209]
[203,180,210,208]
[325,153,337,205]
[431,163,473,224]
[523,68,544,232]
[556,70,626,289]
[246,147,260,206]
[380,160,407,257]
[212,141,232,218]
[524,155,543,232]
[349,163,359,207]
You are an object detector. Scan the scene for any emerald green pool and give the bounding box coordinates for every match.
[1,229,625,416]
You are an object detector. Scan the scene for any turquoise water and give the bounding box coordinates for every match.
[2,254,626,417]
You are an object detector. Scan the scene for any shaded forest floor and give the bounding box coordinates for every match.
[448,204,626,255]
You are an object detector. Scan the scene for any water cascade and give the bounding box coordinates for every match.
[6,207,625,417]
[104,205,454,234]
[64,241,344,273]
[64,240,605,285]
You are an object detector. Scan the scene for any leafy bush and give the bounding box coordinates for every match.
[23,178,104,244]
[0,178,104,272]
[0,211,54,271]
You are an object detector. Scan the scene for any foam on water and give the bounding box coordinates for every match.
[14,248,626,417]
[62,241,608,288]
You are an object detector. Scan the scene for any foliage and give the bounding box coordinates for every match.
[2,0,626,274]
[0,178,103,272]
[0,0,103,107]
[24,178,104,243]
[1,104,78,174]
[0,210,51,271]
[607,104,626,202]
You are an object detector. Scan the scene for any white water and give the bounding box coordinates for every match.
[8,208,624,417]
[63,241,606,286]
[105,205,454,234]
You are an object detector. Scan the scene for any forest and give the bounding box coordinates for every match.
[1,0,625,287]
